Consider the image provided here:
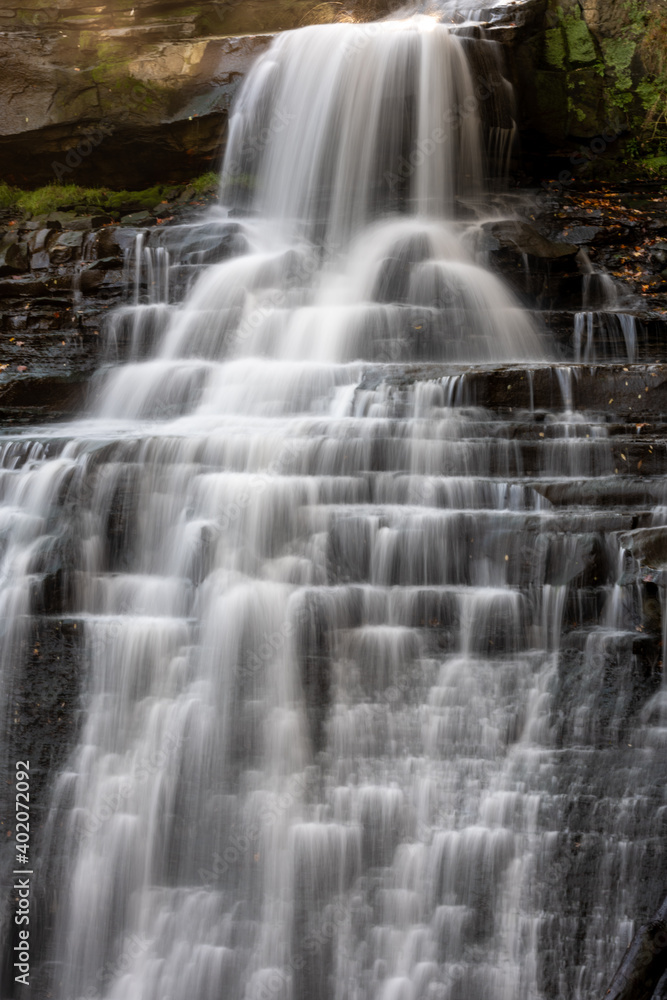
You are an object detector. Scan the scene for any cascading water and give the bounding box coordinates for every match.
[574,265,642,364]
[1,12,666,1000]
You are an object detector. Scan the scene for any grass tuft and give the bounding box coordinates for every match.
[0,175,219,217]
[190,172,219,195]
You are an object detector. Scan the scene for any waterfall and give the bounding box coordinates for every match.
[574,267,642,364]
[0,13,664,1000]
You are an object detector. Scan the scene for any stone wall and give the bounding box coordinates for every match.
[512,0,666,152]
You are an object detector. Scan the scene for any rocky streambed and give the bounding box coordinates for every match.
[0,180,221,422]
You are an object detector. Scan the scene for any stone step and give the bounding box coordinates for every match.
[360,363,667,420]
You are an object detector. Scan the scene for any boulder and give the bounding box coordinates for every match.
[0,240,29,275]
[50,230,85,264]
[620,526,667,570]
[485,220,579,259]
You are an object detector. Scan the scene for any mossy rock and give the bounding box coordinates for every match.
[563,12,597,65]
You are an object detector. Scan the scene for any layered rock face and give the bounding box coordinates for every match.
[508,0,663,143]
[0,18,272,186]
[0,0,663,186]
[0,0,401,186]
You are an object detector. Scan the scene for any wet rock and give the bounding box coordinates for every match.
[297,595,333,754]
[603,895,667,1000]
[3,614,84,800]
[0,239,29,274]
[0,374,90,423]
[0,277,49,298]
[94,226,137,258]
[177,185,197,204]
[34,217,63,231]
[47,211,79,227]
[620,527,667,570]
[83,256,123,272]
[558,225,599,244]
[63,217,95,231]
[534,480,660,509]
[121,210,153,226]
[485,220,579,259]
[78,270,105,294]
[545,533,609,587]
[157,220,248,264]
[28,228,55,252]
[89,214,115,228]
[50,230,84,264]
[31,250,50,270]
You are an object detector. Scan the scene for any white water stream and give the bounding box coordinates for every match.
[1,13,664,1000]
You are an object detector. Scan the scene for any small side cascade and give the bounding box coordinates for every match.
[555,365,576,413]
[126,233,172,306]
[109,234,172,362]
[574,263,642,363]
[71,230,99,313]
[144,244,171,305]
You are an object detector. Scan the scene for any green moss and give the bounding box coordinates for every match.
[636,78,661,111]
[542,4,598,76]
[537,0,665,152]
[15,8,47,25]
[0,175,219,216]
[90,58,126,85]
[17,185,94,215]
[190,172,219,195]
[643,154,667,169]
[602,37,637,90]
[545,27,566,69]
[625,0,649,35]
[78,30,97,50]
[0,182,17,210]
[563,14,597,65]
[100,186,165,212]
[99,76,158,114]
